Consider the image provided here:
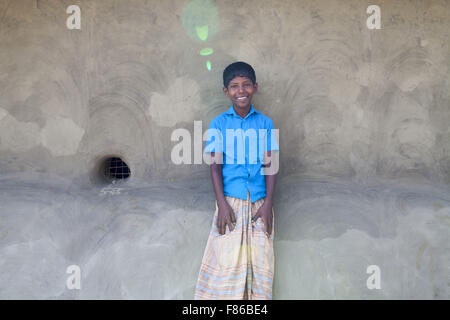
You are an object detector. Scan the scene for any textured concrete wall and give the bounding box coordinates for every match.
[0,0,449,299]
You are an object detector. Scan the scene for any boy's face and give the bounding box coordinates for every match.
[223,76,258,110]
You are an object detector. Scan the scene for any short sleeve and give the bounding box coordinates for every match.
[266,119,279,152]
[204,117,223,153]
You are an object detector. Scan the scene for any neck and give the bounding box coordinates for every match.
[233,104,251,119]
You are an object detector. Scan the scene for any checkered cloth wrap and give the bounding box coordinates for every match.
[194,191,274,300]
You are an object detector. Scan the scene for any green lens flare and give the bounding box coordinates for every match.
[182,0,219,42]
[196,25,209,41]
[183,0,218,72]
[200,48,214,56]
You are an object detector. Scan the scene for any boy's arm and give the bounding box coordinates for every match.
[264,170,276,207]
[262,121,279,209]
[264,150,278,204]
[210,152,236,235]
[252,150,277,236]
[209,153,226,205]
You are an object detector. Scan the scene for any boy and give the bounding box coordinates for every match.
[194,61,279,300]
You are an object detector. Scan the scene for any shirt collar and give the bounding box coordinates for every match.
[226,104,259,119]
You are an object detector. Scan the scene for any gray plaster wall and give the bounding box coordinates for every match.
[0,0,449,299]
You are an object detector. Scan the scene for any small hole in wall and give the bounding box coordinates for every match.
[102,157,130,181]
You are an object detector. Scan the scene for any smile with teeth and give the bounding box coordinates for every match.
[237,97,248,100]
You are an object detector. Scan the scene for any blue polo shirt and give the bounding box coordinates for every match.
[204,104,279,202]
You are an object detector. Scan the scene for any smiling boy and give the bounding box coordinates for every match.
[194,62,279,300]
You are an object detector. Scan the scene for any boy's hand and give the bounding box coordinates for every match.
[217,200,236,235]
[252,201,273,236]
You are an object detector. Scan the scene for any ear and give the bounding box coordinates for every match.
[253,82,258,92]
[223,86,229,97]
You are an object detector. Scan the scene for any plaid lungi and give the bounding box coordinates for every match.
[194,191,275,300]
